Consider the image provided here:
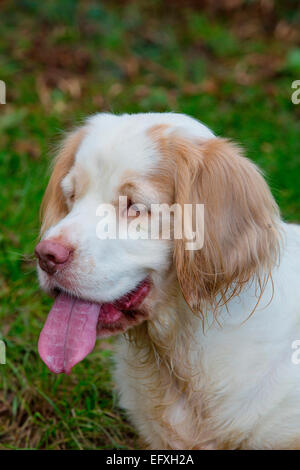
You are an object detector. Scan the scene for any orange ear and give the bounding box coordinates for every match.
[40,128,85,236]
[170,136,281,315]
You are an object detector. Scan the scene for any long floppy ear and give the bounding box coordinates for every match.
[40,128,85,236]
[169,135,281,314]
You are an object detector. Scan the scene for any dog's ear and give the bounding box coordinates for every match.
[40,128,85,236]
[169,135,280,314]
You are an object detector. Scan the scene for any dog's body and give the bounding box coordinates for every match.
[35,112,300,449]
[115,222,300,449]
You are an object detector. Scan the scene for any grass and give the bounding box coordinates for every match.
[0,0,299,449]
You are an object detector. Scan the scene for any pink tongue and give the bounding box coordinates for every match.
[38,293,100,374]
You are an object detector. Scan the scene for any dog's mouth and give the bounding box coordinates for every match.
[38,279,150,374]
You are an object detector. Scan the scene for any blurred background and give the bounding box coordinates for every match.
[0,0,299,449]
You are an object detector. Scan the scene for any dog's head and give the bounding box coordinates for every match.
[35,112,280,373]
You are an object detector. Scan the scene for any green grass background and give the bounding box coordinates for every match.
[0,0,299,449]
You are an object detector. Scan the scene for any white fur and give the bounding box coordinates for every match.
[38,112,300,449]
[114,223,300,449]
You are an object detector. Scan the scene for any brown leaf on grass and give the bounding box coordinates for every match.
[0,276,10,298]
[36,73,83,109]
[28,38,91,73]
[133,85,149,99]
[122,56,140,80]
[57,77,82,98]
[108,83,124,97]
[247,53,284,78]
[0,401,10,417]
[36,75,51,109]
[275,21,300,43]
[92,95,105,108]
[233,52,284,86]
[183,78,219,95]
[14,139,41,160]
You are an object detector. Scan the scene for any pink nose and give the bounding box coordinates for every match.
[35,240,71,274]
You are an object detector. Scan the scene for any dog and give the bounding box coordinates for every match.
[35,112,300,449]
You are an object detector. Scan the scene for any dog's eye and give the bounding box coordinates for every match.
[132,205,142,216]
[70,193,75,202]
[127,199,141,217]
[127,199,151,218]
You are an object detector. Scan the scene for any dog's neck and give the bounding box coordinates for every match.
[130,278,201,387]
[124,280,216,449]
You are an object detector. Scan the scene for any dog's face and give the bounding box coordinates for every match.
[38,116,175,305]
[36,112,279,374]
